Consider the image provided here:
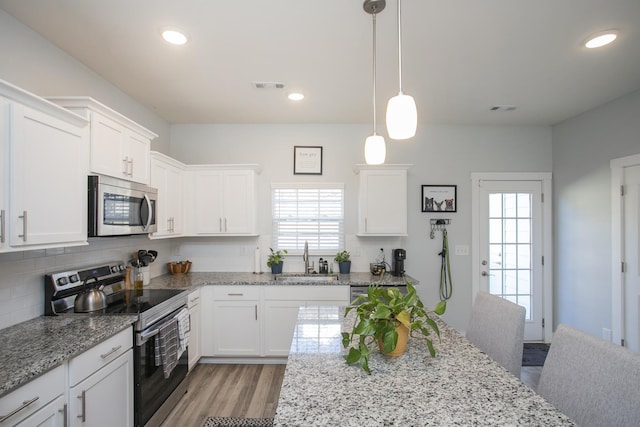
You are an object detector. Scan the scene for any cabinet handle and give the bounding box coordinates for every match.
[77,391,86,422]
[59,403,68,427]
[100,345,122,359]
[219,218,222,232]
[18,210,27,242]
[365,217,368,232]
[224,218,228,232]
[0,209,5,243]
[255,304,258,320]
[128,158,134,176]
[0,396,39,423]
[227,293,244,296]
[122,157,129,175]
[171,217,175,232]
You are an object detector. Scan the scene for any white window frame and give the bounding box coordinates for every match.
[271,182,345,255]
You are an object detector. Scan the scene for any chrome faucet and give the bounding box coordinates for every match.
[303,241,310,273]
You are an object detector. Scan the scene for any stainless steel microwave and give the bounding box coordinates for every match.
[88,175,157,237]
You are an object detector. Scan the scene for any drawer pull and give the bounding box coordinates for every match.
[227,293,244,296]
[190,296,200,303]
[100,345,122,359]
[0,396,39,422]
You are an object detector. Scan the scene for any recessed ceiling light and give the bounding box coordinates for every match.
[161,28,189,45]
[584,31,618,49]
[288,93,304,101]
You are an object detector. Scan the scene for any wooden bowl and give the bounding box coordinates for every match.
[168,261,192,275]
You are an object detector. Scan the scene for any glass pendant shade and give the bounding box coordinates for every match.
[386,92,417,140]
[365,133,386,165]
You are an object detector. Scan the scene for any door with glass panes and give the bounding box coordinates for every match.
[476,179,545,341]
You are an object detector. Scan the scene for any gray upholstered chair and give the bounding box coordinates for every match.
[466,291,526,377]
[537,324,640,426]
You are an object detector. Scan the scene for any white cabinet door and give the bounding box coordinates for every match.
[222,170,255,234]
[202,286,261,356]
[150,153,184,238]
[358,168,408,236]
[0,97,8,251]
[189,168,256,235]
[188,289,201,370]
[263,300,305,356]
[90,112,126,180]
[192,170,224,234]
[69,350,133,427]
[9,103,88,247]
[14,395,66,427]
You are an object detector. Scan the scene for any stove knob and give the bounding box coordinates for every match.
[69,274,79,283]
[119,264,126,271]
[57,277,69,286]
[111,266,118,273]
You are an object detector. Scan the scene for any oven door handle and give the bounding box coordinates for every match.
[137,327,159,346]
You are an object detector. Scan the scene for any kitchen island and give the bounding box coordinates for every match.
[274,306,574,426]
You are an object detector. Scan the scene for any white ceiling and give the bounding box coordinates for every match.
[1,0,639,126]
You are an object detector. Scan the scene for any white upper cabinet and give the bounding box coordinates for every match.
[186,165,259,236]
[357,164,410,236]
[150,151,185,238]
[0,80,89,252]
[46,97,157,185]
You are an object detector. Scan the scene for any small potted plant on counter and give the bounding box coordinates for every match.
[341,278,446,374]
[267,248,288,274]
[334,250,351,274]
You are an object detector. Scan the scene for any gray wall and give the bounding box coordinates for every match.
[171,124,553,331]
[552,89,640,338]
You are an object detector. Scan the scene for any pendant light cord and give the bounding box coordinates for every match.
[372,10,378,135]
[397,0,403,94]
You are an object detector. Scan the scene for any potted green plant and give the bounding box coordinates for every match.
[341,278,446,374]
[334,250,351,274]
[267,248,288,274]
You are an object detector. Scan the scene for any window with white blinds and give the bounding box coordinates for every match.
[272,184,344,252]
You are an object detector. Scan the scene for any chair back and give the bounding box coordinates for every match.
[537,324,640,426]
[466,291,526,377]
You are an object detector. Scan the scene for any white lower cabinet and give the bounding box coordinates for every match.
[0,365,65,427]
[188,289,202,370]
[201,285,350,358]
[68,328,133,427]
[202,286,261,356]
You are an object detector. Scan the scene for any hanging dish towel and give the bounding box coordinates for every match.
[175,307,190,360]
[154,317,179,379]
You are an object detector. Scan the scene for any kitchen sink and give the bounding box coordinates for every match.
[274,274,340,283]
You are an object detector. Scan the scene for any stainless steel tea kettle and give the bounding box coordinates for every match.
[74,276,107,313]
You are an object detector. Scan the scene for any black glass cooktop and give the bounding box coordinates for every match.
[104,288,186,315]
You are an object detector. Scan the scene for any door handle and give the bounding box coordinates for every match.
[77,391,86,422]
[18,210,27,242]
[141,194,153,231]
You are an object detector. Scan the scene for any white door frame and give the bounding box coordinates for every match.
[610,153,640,346]
[471,172,554,342]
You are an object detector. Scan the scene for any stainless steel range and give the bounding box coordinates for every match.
[45,261,189,427]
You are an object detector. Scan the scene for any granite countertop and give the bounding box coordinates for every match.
[0,315,136,398]
[148,272,415,290]
[274,306,575,426]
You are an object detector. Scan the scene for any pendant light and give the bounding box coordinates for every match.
[386,0,417,140]
[364,0,386,165]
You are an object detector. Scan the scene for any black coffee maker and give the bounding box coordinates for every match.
[391,249,406,276]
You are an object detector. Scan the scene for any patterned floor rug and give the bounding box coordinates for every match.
[522,343,550,366]
[203,417,274,427]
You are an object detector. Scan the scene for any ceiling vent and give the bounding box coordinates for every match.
[490,105,517,112]
[253,81,285,89]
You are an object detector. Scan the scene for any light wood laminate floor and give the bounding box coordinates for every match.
[161,364,541,426]
[161,364,285,427]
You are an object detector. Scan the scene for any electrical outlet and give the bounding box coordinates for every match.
[454,245,469,256]
[602,328,612,342]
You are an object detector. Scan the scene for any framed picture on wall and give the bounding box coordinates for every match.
[294,146,323,175]
[422,185,457,212]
